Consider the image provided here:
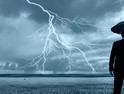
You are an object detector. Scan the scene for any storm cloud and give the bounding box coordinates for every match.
[0,0,123,73]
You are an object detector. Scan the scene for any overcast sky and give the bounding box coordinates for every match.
[0,0,124,74]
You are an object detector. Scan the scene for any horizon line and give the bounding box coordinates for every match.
[0,73,112,78]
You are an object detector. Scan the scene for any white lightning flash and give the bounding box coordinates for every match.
[25,0,98,74]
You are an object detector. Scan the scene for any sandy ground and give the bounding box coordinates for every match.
[0,77,123,94]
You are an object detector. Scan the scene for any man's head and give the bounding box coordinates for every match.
[121,30,124,38]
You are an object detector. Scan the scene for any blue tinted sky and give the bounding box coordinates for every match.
[0,0,124,73]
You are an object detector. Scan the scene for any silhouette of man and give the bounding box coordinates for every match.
[109,30,124,94]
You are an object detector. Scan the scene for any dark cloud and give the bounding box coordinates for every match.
[0,0,123,73]
[0,0,121,23]
[0,0,27,17]
[69,0,121,22]
[31,0,121,22]
[0,0,48,23]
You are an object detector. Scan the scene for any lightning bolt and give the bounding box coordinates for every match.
[24,0,100,74]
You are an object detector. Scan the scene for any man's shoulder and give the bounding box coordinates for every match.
[113,39,123,46]
[114,40,122,44]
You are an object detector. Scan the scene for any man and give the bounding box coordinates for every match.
[109,31,124,94]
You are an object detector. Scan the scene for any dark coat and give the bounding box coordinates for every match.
[109,39,124,75]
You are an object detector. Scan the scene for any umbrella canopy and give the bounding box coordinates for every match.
[111,21,124,34]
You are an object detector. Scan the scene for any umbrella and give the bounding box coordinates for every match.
[111,21,124,34]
